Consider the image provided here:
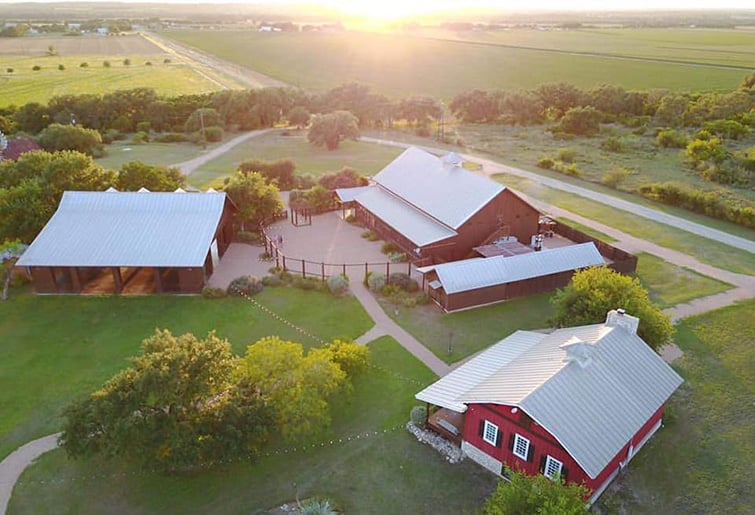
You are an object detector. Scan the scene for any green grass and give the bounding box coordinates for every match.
[0,55,221,107]
[188,131,404,189]
[8,336,498,514]
[96,138,231,171]
[494,174,755,276]
[0,288,372,460]
[597,300,755,514]
[383,293,554,363]
[164,29,752,98]
[556,217,617,243]
[634,252,733,308]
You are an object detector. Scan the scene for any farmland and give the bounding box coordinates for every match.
[0,35,223,106]
[164,28,755,98]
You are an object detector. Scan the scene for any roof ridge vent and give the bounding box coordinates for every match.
[442,152,464,168]
[560,336,595,368]
[137,187,150,193]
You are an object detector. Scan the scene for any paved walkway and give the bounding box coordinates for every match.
[0,433,59,514]
[172,128,274,175]
[361,137,755,254]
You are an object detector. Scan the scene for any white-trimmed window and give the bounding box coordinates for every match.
[513,434,530,460]
[544,455,563,480]
[482,420,499,446]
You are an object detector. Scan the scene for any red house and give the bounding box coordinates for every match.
[416,310,683,505]
[338,147,540,264]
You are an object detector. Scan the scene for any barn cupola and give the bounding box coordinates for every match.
[605,308,639,335]
[442,152,464,168]
[560,336,596,369]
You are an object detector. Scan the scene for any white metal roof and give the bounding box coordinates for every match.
[335,185,373,203]
[415,320,683,479]
[356,186,457,247]
[419,242,604,294]
[372,147,504,229]
[17,191,228,268]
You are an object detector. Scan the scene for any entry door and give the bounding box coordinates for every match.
[210,239,220,269]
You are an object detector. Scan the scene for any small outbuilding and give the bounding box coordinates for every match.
[416,310,683,506]
[17,190,235,294]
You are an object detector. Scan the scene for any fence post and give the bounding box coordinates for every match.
[275,248,280,269]
[407,261,411,276]
[282,255,287,272]
[321,262,325,281]
[342,263,346,277]
[364,263,368,283]
[302,259,306,278]
[386,262,390,284]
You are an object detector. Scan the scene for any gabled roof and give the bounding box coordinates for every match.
[371,147,505,229]
[335,185,373,203]
[416,315,683,479]
[356,186,457,247]
[17,191,228,268]
[418,242,605,294]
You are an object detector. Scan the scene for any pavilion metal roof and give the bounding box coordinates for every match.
[417,242,605,294]
[17,191,228,268]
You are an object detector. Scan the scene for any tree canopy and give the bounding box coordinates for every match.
[37,123,102,156]
[483,468,588,515]
[116,161,186,192]
[223,170,283,230]
[308,110,360,150]
[550,266,674,350]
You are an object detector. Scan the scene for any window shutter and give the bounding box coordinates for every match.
[495,430,502,448]
[526,443,534,462]
[561,466,569,482]
[539,455,547,474]
[478,420,485,438]
[509,434,515,451]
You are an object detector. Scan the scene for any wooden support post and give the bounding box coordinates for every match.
[321,262,325,280]
[112,267,123,294]
[364,263,368,283]
[342,263,346,277]
[301,259,306,278]
[386,262,390,283]
[407,261,411,276]
[153,267,164,293]
[282,255,287,272]
[275,251,280,269]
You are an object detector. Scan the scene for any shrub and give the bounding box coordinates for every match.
[131,131,149,143]
[201,287,227,299]
[552,161,582,177]
[388,252,408,263]
[38,123,103,155]
[6,68,13,73]
[154,132,186,143]
[293,173,316,190]
[367,273,386,293]
[317,167,368,190]
[656,128,688,148]
[32,65,41,71]
[536,157,555,170]
[600,136,625,153]
[79,62,88,68]
[57,64,65,71]
[382,284,403,298]
[388,272,419,292]
[123,58,131,66]
[557,106,602,136]
[261,274,283,287]
[298,498,338,515]
[703,119,749,140]
[203,125,223,142]
[601,167,633,189]
[145,61,152,66]
[326,274,350,296]
[555,148,577,163]
[345,213,357,223]
[227,275,264,297]
[410,406,426,427]
[238,158,295,190]
[163,58,171,64]
[293,276,323,291]
[135,121,151,133]
[103,60,110,68]
[381,242,400,254]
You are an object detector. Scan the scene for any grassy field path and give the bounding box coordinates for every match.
[171,128,274,175]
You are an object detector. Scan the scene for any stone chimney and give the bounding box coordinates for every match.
[605,308,639,335]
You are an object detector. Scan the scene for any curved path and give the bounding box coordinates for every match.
[0,434,59,514]
[360,137,755,253]
[172,128,274,175]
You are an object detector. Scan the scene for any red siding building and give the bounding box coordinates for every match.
[416,310,683,505]
[340,147,540,264]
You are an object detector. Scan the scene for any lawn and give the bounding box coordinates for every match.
[383,293,555,363]
[0,287,372,461]
[163,29,750,98]
[557,217,617,243]
[596,300,755,514]
[188,131,404,189]
[96,138,232,171]
[0,55,221,107]
[634,252,733,308]
[8,336,498,514]
[493,173,755,276]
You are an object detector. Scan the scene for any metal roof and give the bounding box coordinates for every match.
[419,242,605,294]
[372,147,504,229]
[335,185,373,203]
[356,186,457,247]
[17,191,228,268]
[415,319,683,479]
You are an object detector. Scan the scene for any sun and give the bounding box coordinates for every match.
[325,0,443,21]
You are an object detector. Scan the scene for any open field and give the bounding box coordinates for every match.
[0,35,161,56]
[597,300,755,514]
[96,138,233,171]
[189,131,404,189]
[0,287,372,461]
[494,174,755,276]
[635,252,733,308]
[164,29,753,98]
[384,293,554,363]
[457,123,755,207]
[8,336,498,514]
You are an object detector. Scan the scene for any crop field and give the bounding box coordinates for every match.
[164,29,754,98]
[0,35,223,106]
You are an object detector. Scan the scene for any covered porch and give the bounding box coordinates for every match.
[426,406,465,446]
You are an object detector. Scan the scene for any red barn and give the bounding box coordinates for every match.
[416,310,683,505]
[339,147,540,264]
